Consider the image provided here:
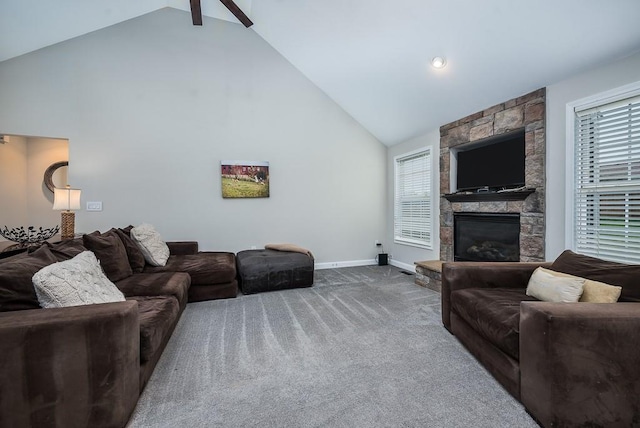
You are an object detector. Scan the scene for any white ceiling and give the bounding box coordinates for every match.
[2,0,640,145]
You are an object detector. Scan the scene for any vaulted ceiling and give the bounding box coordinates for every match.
[2,0,640,145]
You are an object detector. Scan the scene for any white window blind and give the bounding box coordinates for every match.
[394,149,432,248]
[574,94,640,263]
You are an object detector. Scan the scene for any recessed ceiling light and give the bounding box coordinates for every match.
[431,56,447,69]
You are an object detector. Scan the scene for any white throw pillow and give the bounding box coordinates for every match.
[526,267,585,303]
[32,251,126,308]
[130,223,170,267]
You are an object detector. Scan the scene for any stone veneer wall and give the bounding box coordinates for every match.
[440,88,546,262]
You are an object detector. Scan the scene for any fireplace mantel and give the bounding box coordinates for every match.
[443,189,535,203]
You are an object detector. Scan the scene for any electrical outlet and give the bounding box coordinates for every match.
[375,240,381,246]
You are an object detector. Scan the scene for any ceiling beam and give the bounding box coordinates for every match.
[220,0,253,28]
[190,0,203,25]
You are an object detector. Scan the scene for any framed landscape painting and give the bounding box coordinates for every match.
[221,160,270,198]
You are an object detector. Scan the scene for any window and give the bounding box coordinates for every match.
[574,94,640,263]
[394,148,432,249]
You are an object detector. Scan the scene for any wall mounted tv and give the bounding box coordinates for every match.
[455,130,525,192]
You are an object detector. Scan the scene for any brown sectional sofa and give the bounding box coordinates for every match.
[0,227,237,428]
[442,250,640,427]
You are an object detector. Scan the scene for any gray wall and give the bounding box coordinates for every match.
[0,8,387,263]
[545,51,640,259]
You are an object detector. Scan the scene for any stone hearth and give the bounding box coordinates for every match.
[439,88,546,262]
[415,260,442,293]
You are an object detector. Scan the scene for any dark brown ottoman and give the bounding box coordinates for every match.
[236,249,314,294]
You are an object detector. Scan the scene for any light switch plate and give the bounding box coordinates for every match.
[86,201,102,211]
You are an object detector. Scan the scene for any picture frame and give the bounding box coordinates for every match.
[221,160,270,198]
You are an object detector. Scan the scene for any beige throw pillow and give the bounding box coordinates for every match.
[32,251,126,308]
[131,223,170,267]
[580,279,622,303]
[526,267,585,303]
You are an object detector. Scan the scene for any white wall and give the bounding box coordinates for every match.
[0,8,386,263]
[546,51,640,260]
[0,136,28,236]
[386,129,441,270]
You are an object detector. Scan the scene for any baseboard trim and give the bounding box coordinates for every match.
[390,260,416,273]
[315,259,417,272]
[315,259,376,270]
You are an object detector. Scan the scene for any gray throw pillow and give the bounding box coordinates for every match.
[131,223,170,267]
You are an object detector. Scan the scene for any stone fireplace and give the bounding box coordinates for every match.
[439,88,546,262]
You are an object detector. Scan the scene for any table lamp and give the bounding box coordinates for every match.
[53,185,81,239]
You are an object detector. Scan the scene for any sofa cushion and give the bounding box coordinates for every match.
[143,252,236,285]
[83,229,133,282]
[131,224,170,267]
[116,227,146,273]
[451,287,537,360]
[0,245,57,312]
[32,251,126,308]
[115,272,190,303]
[526,267,584,303]
[46,237,88,261]
[551,250,640,302]
[127,295,180,363]
[166,241,199,256]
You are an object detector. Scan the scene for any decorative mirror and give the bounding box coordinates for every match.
[44,161,69,192]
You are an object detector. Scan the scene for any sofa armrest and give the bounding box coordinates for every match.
[520,302,640,427]
[167,241,198,255]
[0,301,140,428]
[442,261,549,330]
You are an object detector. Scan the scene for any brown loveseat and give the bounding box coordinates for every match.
[0,227,237,428]
[442,250,640,427]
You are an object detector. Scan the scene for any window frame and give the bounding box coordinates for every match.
[393,147,433,250]
[566,81,640,262]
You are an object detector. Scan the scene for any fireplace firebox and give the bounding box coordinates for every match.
[454,213,520,262]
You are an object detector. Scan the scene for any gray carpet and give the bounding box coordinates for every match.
[128,266,538,427]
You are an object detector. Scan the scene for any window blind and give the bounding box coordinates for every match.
[394,149,432,248]
[574,94,640,263]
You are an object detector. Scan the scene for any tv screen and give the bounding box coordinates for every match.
[456,131,525,191]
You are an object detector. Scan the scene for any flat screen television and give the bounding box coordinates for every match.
[456,130,525,192]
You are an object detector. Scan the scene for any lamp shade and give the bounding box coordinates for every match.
[53,186,81,211]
